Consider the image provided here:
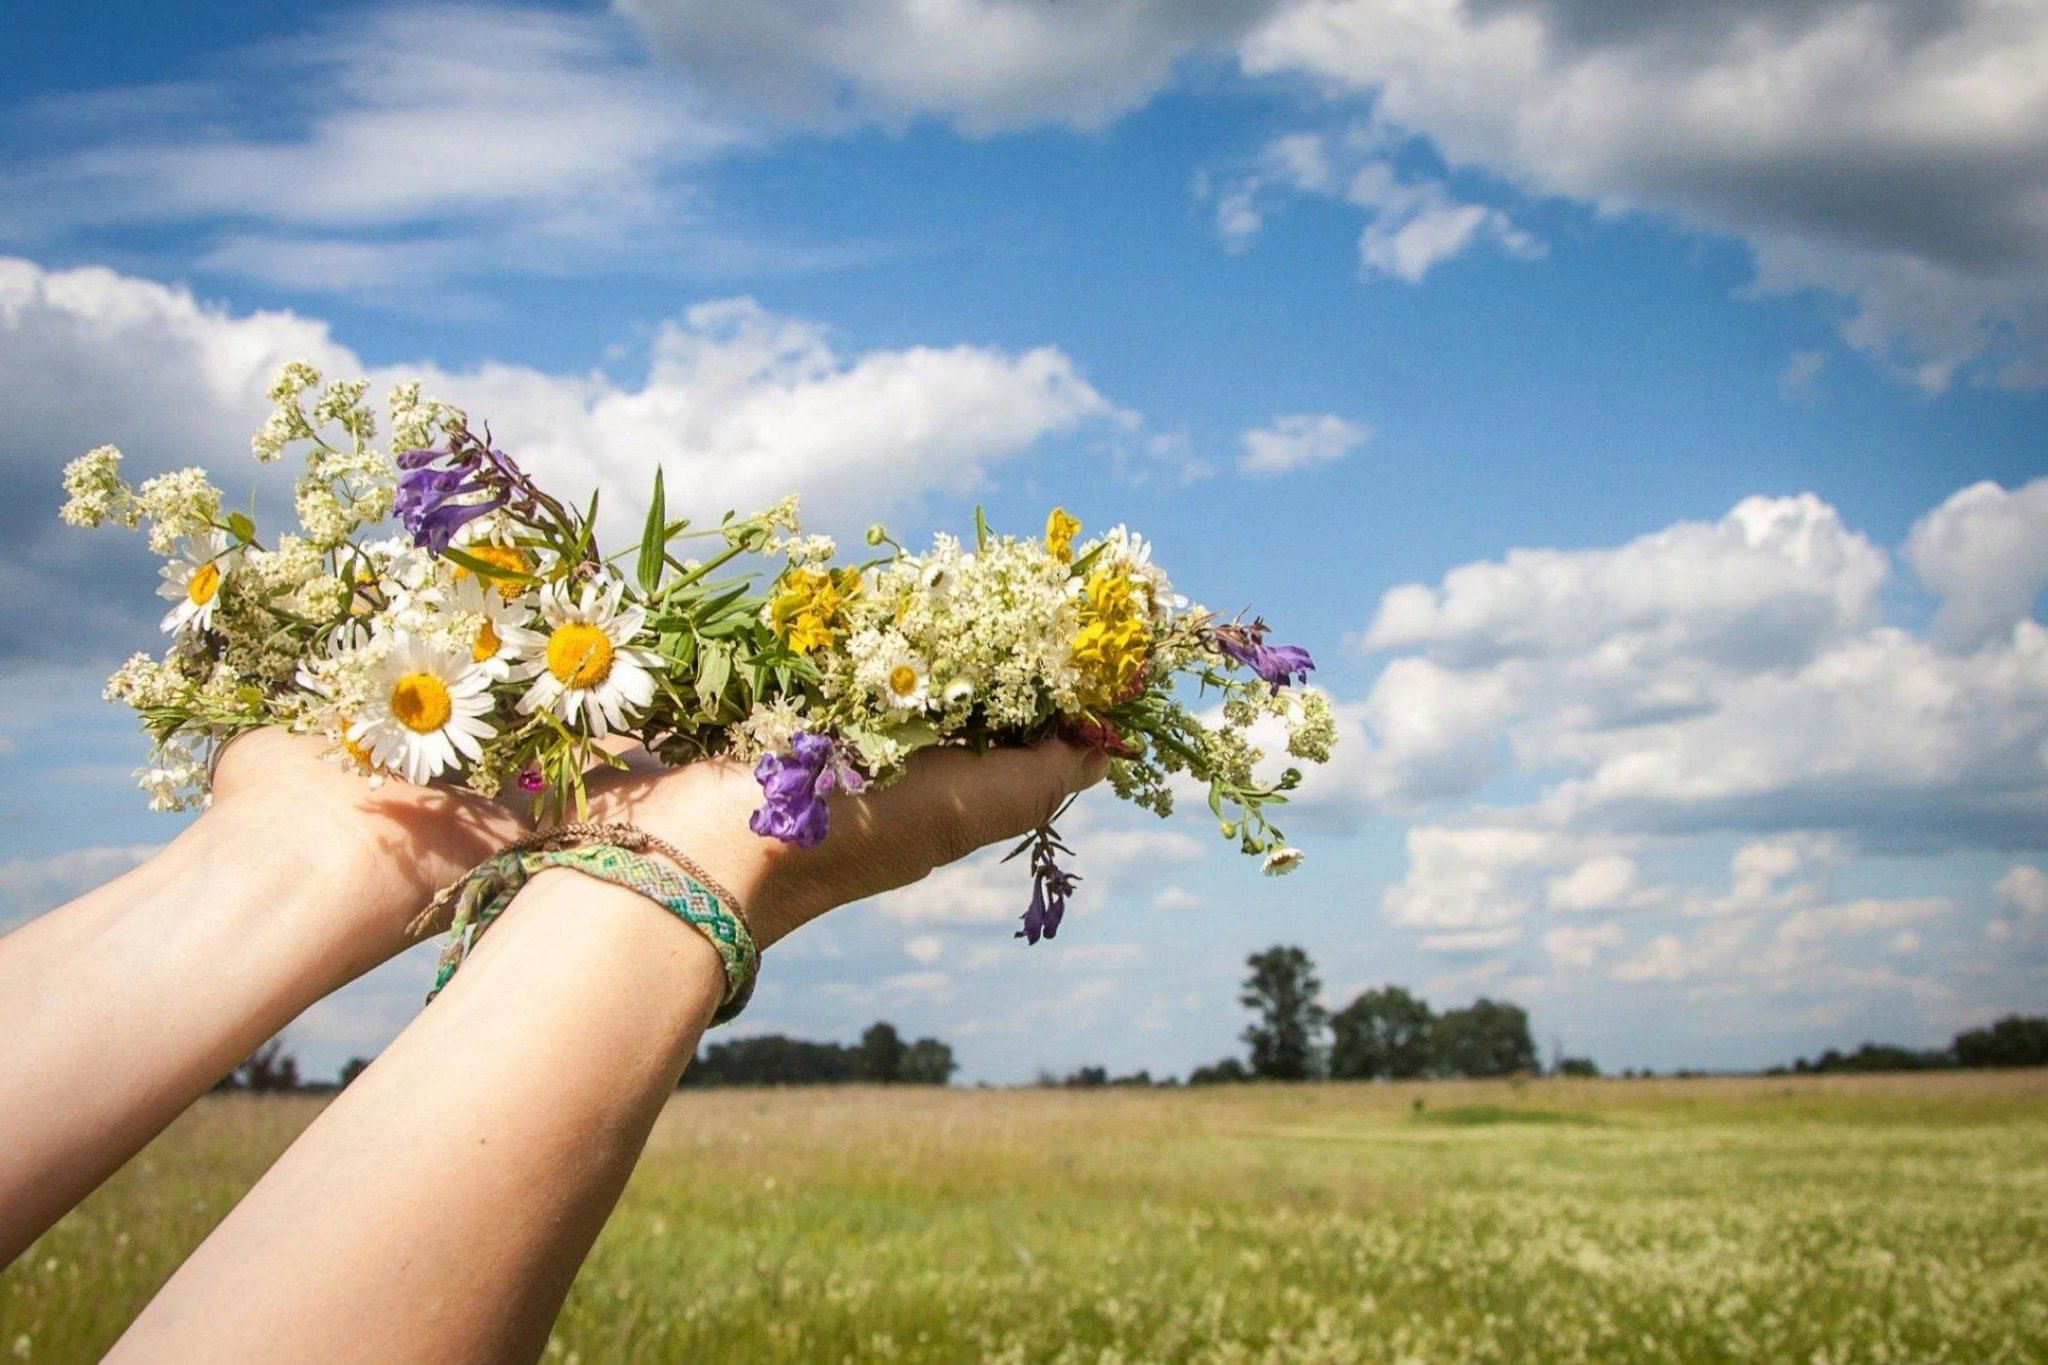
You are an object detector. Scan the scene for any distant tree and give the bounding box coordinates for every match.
[1792,1042,1952,1073]
[859,1021,907,1084]
[1186,1058,1251,1086]
[1329,985,1435,1080]
[338,1057,373,1088]
[900,1037,958,1086]
[1953,1015,2048,1068]
[1429,999,1538,1078]
[1555,1057,1601,1078]
[1064,1065,1110,1089]
[1240,945,1327,1080]
[229,1037,299,1093]
[683,1034,862,1087]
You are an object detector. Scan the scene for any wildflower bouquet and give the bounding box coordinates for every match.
[63,366,1334,940]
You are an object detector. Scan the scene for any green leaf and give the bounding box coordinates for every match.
[974,505,990,552]
[636,467,667,594]
[696,641,731,706]
[226,511,256,545]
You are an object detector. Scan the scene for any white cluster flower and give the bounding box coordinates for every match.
[388,379,463,452]
[59,446,133,528]
[132,468,223,555]
[104,652,187,709]
[1284,689,1337,764]
[732,695,812,762]
[136,732,212,812]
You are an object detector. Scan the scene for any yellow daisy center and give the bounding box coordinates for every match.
[889,664,921,697]
[453,544,533,598]
[341,730,376,769]
[547,622,615,689]
[187,562,222,606]
[390,673,453,734]
[472,619,501,664]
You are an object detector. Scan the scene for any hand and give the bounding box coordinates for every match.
[206,727,534,956]
[585,740,1109,948]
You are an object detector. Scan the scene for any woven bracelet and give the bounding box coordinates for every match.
[415,822,759,1025]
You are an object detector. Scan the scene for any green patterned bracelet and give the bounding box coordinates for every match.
[416,823,758,1025]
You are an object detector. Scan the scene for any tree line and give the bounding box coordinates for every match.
[221,1020,959,1093]
[678,1020,957,1087]
[1773,1014,2048,1074]
[1179,945,1548,1083]
[217,952,2048,1091]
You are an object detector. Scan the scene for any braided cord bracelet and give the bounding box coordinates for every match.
[415,822,759,1025]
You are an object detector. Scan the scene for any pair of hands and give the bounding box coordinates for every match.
[210,728,1108,956]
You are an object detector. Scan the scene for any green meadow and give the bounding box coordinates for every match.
[7,1072,2045,1362]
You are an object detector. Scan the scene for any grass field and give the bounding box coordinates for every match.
[6,1072,2045,1362]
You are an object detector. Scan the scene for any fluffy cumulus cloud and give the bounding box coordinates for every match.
[0,256,1121,665]
[1331,478,2047,1027]
[1240,0,2048,389]
[1905,479,2048,652]
[1238,411,1369,476]
[616,0,1286,134]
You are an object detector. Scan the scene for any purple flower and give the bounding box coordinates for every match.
[1016,829,1080,944]
[392,441,527,553]
[749,731,867,849]
[1211,619,1315,693]
[516,764,545,794]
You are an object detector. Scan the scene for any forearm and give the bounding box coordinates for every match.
[112,869,722,1364]
[0,805,423,1265]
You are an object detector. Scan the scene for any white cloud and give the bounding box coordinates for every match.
[1545,855,1650,915]
[1333,488,2048,854]
[617,0,1286,135]
[1203,127,1541,283]
[1381,825,1576,932]
[903,933,944,964]
[1365,493,1887,670]
[1996,864,2048,918]
[1241,0,2048,389]
[1774,896,1952,951]
[1905,478,2048,652]
[5,6,756,295]
[1238,411,1369,476]
[1543,921,1626,970]
[0,257,1121,662]
[1336,481,2046,1007]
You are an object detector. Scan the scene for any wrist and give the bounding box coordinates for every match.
[177,794,430,979]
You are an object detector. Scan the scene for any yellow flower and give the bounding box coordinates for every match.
[1045,506,1081,564]
[770,567,860,655]
[1071,565,1149,707]
[450,542,533,599]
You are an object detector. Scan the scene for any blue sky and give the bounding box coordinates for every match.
[2,0,2044,1083]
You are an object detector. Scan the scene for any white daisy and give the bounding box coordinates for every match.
[446,574,530,679]
[1261,846,1305,876]
[507,579,659,738]
[941,674,977,709]
[157,532,239,635]
[349,634,496,786]
[878,650,930,712]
